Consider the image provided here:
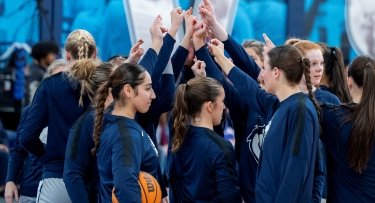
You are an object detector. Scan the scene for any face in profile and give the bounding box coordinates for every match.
[261,54,276,94]
[131,72,156,113]
[211,87,226,126]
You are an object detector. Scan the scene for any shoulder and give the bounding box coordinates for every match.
[201,128,235,157]
[283,93,318,120]
[320,103,348,122]
[315,88,341,104]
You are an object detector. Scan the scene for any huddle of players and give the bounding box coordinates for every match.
[4,0,375,202]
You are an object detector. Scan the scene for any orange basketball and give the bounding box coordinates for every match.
[112,171,162,203]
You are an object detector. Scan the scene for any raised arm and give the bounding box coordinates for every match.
[171,8,196,81]
[208,38,278,116]
[152,8,184,87]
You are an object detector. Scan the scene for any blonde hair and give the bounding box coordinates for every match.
[69,59,113,106]
[65,29,97,60]
[292,40,323,55]
[44,59,67,78]
[284,37,302,46]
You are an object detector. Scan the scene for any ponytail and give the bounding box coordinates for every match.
[302,57,322,122]
[92,81,111,155]
[69,60,113,107]
[171,84,190,152]
[322,45,352,103]
[346,59,375,173]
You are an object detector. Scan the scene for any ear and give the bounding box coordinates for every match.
[93,49,97,59]
[65,51,71,61]
[207,101,214,113]
[272,66,280,79]
[347,76,353,89]
[123,84,133,98]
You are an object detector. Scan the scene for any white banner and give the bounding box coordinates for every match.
[345,0,375,58]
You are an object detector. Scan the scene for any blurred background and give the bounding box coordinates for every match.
[0,0,359,63]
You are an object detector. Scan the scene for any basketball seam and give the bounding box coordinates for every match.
[139,175,148,203]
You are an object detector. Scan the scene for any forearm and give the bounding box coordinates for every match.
[215,54,235,75]
[211,21,228,41]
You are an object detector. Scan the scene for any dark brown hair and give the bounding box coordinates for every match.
[345,56,375,173]
[171,77,223,152]
[318,42,352,103]
[267,45,321,121]
[92,63,146,155]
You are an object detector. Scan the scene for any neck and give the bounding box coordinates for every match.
[299,82,317,94]
[320,75,330,87]
[111,103,136,119]
[275,84,301,102]
[190,116,213,130]
[351,88,363,104]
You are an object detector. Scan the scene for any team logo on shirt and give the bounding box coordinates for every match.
[247,119,272,163]
[142,131,159,156]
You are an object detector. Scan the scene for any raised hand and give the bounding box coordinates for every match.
[191,60,207,78]
[198,0,228,41]
[262,33,276,55]
[169,7,185,38]
[184,8,196,38]
[125,39,144,64]
[150,15,167,53]
[181,9,197,49]
[208,38,234,74]
[207,38,224,58]
[198,0,216,26]
[192,21,208,50]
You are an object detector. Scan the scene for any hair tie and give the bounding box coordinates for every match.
[330,47,337,60]
[365,62,374,70]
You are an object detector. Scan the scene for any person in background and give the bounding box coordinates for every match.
[108,55,128,68]
[0,120,9,196]
[4,59,67,203]
[27,41,59,104]
[242,40,264,69]
[321,56,375,202]
[19,29,102,203]
[318,42,352,103]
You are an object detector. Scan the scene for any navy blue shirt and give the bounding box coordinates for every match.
[315,88,340,105]
[256,93,319,203]
[6,106,42,197]
[19,72,90,179]
[63,110,98,203]
[167,126,241,203]
[97,114,160,203]
[137,33,176,144]
[321,104,375,203]
[63,46,172,202]
[196,44,276,203]
[218,36,333,202]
